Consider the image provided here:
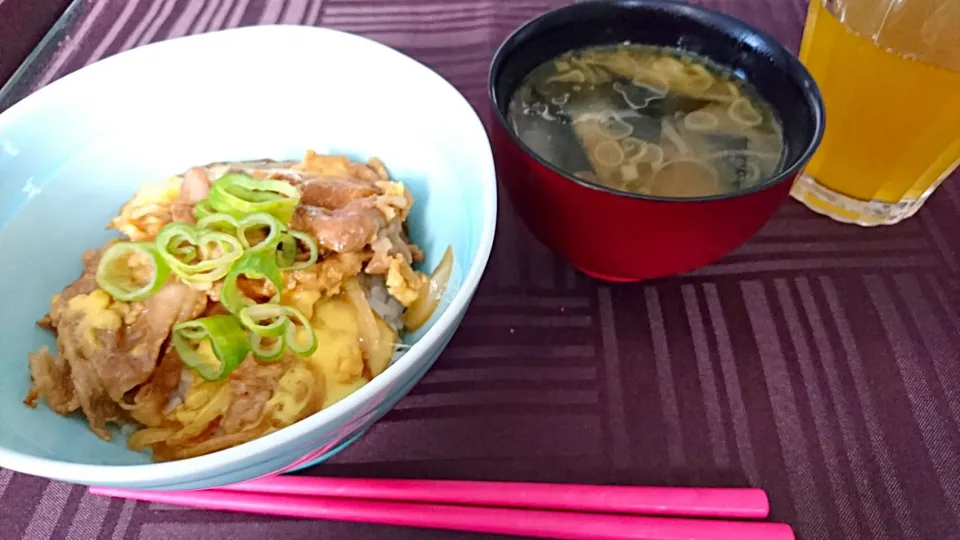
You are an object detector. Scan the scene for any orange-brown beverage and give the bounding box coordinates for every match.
[791,0,960,225]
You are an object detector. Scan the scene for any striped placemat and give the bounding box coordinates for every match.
[1,1,959,539]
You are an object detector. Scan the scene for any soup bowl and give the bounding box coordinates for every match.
[0,25,496,489]
[489,0,825,282]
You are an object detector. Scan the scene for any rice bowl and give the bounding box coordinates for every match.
[0,25,496,489]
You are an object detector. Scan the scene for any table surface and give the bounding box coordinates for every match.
[1,1,959,539]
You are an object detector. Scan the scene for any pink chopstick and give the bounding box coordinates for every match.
[91,486,794,540]
[220,476,770,519]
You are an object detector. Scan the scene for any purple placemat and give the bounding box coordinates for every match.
[1,1,959,539]
[0,0,71,86]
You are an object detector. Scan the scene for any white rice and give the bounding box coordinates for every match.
[165,369,192,413]
[362,274,410,366]
[360,274,405,332]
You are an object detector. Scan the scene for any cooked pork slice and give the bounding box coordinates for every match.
[28,242,208,439]
[291,200,386,254]
[366,236,394,275]
[366,220,425,275]
[222,358,287,434]
[170,167,211,223]
[126,345,185,428]
[103,282,208,401]
[294,176,380,210]
[25,341,125,440]
[24,346,79,414]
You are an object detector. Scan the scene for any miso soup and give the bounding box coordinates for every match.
[507,43,785,198]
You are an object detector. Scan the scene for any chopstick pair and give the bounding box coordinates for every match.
[91,477,795,540]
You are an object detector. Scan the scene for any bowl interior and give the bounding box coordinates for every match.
[490,0,824,199]
[0,26,494,468]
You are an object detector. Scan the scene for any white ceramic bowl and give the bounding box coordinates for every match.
[0,25,496,489]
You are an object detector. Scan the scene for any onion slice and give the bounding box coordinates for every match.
[343,279,382,360]
[403,245,454,332]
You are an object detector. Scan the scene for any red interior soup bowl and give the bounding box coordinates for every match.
[488,0,825,282]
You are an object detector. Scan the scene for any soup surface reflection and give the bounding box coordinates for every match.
[507,44,785,198]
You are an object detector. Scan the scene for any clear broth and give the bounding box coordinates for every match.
[507,44,785,198]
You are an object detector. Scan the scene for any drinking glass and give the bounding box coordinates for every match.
[791,0,960,225]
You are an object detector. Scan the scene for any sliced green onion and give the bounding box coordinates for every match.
[239,304,316,360]
[193,199,217,221]
[187,231,245,282]
[239,304,290,338]
[249,334,286,362]
[169,243,198,262]
[197,212,240,237]
[156,222,202,266]
[235,186,284,203]
[95,242,171,301]
[276,230,319,270]
[194,231,244,272]
[238,212,284,252]
[208,173,300,224]
[220,251,283,315]
[277,233,298,268]
[172,316,249,381]
[156,223,244,284]
[177,325,208,342]
[283,305,317,357]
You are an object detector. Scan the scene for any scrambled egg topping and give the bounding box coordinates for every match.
[309,297,370,406]
[67,290,123,332]
[66,290,145,350]
[28,152,435,462]
[192,340,223,374]
[266,363,317,425]
[108,176,181,241]
[386,256,426,307]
